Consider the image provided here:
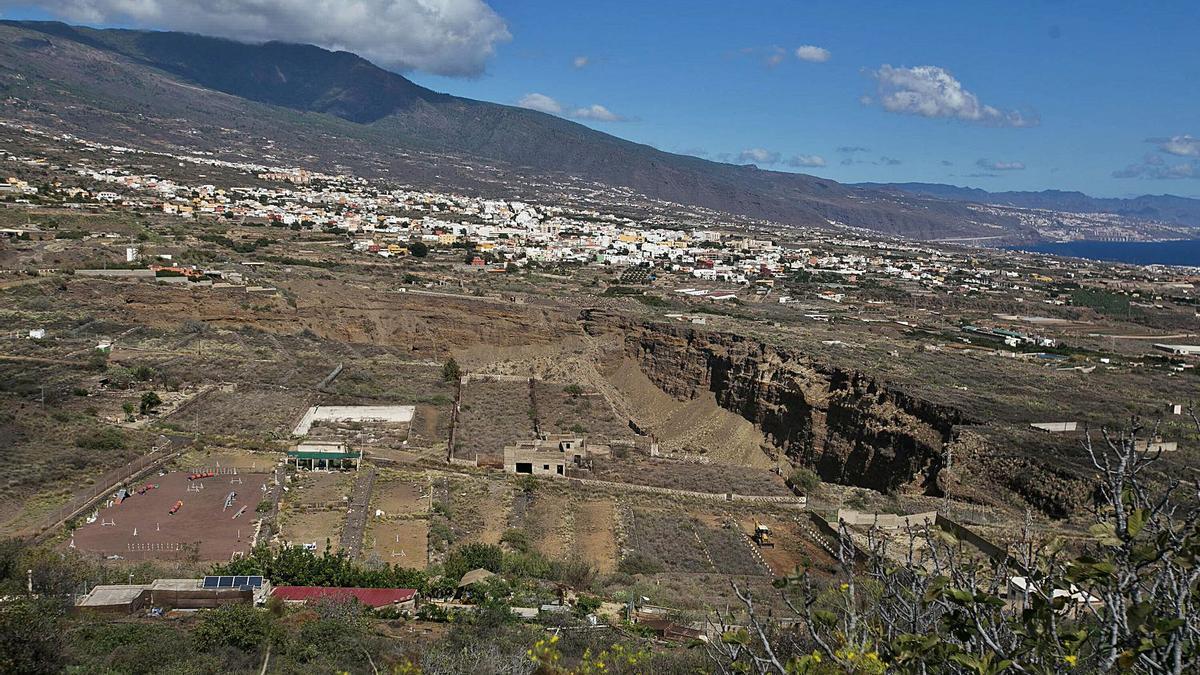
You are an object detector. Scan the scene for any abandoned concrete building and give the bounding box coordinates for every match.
[503,434,610,477]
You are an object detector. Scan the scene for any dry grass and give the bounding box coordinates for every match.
[594,456,793,496]
[627,508,710,573]
[457,378,535,461]
[533,381,637,441]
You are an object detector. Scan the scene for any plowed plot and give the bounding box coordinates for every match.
[574,499,618,573]
[525,492,574,558]
[362,519,428,568]
[534,382,637,441]
[69,472,269,562]
[457,379,534,463]
[627,509,710,573]
[737,516,837,577]
[170,385,311,438]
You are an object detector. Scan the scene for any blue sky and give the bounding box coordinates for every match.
[3,1,1199,197]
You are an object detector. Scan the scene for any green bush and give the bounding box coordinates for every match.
[193,604,276,652]
[617,553,663,576]
[75,427,126,451]
[441,358,461,382]
[443,543,504,582]
[787,467,821,493]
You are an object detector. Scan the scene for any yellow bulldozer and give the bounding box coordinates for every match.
[752,521,774,547]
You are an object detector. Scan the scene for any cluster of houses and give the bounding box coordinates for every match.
[4,121,1196,314]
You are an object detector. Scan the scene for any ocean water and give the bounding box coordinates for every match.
[1011,239,1200,267]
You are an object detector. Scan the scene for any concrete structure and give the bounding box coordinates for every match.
[75,268,156,278]
[1030,422,1078,433]
[1154,344,1200,356]
[1135,439,1179,453]
[75,578,263,615]
[292,405,415,436]
[75,585,150,615]
[287,440,362,470]
[502,434,610,477]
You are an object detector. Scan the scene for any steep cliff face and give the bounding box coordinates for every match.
[584,312,975,495]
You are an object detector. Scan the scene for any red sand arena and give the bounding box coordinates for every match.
[70,471,271,562]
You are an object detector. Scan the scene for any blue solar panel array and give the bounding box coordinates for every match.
[202,575,263,589]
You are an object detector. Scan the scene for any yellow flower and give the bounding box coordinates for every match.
[840,583,850,591]
[1064,654,1078,667]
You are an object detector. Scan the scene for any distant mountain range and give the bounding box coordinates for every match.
[856,183,1200,228]
[0,20,1195,241]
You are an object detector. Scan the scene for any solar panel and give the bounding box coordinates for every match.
[202,575,265,589]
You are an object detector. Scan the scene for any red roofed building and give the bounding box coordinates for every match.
[271,586,418,610]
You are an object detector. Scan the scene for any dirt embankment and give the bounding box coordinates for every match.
[583,311,1091,517]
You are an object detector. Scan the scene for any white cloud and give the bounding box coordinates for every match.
[1156,134,1200,157]
[976,158,1025,171]
[738,148,781,165]
[572,55,590,69]
[14,0,511,77]
[870,65,1037,127]
[765,47,786,68]
[519,94,626,122]
[517,93,563,115]
[787,154,826,168]
[1114,154,1198,180]
[570,104,622,122]
[795,45,831,63]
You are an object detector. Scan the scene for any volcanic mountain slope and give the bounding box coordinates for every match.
[0,20,1024,240]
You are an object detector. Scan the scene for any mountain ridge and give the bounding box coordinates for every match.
[0,20,1172,241]
[856,182,1200,228]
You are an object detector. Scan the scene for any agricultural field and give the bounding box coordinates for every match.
[428,474,513,559]
[694,514,769,576]
[733,514,839,577]
[167,384,311,440]
[327,360,454,406]
[361,518,428,568]
[506,482,622,573]
[370,470,430,517]
[277,470,353,549]
[572,498,619,573]
[532,381,638,441]
[625,508,712,574]
[593,456,794,496]
[359,469,433,567]
[456,378,535,463]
